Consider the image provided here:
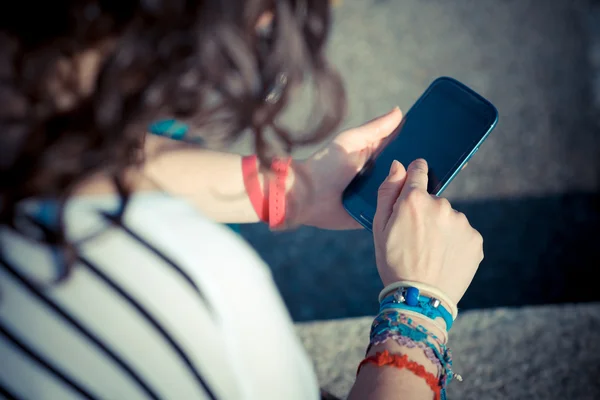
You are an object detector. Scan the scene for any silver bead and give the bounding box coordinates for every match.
[393,290,406,303]
[430,298,441,308]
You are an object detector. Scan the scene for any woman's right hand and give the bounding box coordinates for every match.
[373,159,484,305]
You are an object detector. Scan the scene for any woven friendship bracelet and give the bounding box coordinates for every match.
[370,310,461,393]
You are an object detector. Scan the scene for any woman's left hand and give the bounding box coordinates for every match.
[291,107,403,230]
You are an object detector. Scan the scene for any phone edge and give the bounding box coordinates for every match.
[434,101,499,195]
[342,196,374,232]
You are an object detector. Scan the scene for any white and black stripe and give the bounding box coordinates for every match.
[1,193,320,400]
[0,258,162,400]
[102,212,216,318]
[0,322,99,399]
[79,256,217,400]
[3,213,219,400]
[0,381,23,400]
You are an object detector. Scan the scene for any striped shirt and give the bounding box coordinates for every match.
[0,193,318,400]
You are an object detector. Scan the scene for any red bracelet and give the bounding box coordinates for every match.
[242,155,291,227]
[242,155,268,222]
[357,350,441,400]
[268,158,291,229]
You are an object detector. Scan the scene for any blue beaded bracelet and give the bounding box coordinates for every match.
[380,287,454,330]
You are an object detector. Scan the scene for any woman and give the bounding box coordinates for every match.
[0,1,484,399]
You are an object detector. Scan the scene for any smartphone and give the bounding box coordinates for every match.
[343,76,499,231]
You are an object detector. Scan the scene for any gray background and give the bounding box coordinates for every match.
[239,0,600,322]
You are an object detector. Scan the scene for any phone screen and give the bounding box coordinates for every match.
[346,78,497,210]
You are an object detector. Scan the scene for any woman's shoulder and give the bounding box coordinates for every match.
[1,192,318,399]
[62,192,275,303]
[68,192,267,268]
[65,193,319,398]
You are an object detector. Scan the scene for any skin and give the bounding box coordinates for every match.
[78,108,405,231]
[349,159,484,399]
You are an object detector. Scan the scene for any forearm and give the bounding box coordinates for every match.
[142,135,295,223]
[349,341,439,400]
[349,315,446,400]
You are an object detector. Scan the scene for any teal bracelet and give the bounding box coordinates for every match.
[380,287,454,330]
[148,119,189,140]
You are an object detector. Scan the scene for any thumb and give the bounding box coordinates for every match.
[354,107,403,141]
[374,160,407,232]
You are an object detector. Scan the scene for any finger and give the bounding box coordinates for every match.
[374,160,407,231]
[353,107,403,141]
[401,158,429,195]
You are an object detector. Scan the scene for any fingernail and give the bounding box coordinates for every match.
[389,160,400,176]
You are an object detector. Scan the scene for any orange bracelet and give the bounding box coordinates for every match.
[357,350,441,400]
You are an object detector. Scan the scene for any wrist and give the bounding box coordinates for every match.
[252,156,305,229]
[376,308,448,345]
[367,309,460,393]
[379,298,451,333]
[379,281,458,323]
[283,159,309,227]
[406,312,448,341]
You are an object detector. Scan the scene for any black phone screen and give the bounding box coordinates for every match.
[347,78,497,209]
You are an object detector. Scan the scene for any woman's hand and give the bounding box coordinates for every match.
[373,159,484,305]
[291,107,403,230]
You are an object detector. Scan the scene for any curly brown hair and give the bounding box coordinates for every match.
[0,0,346,238]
